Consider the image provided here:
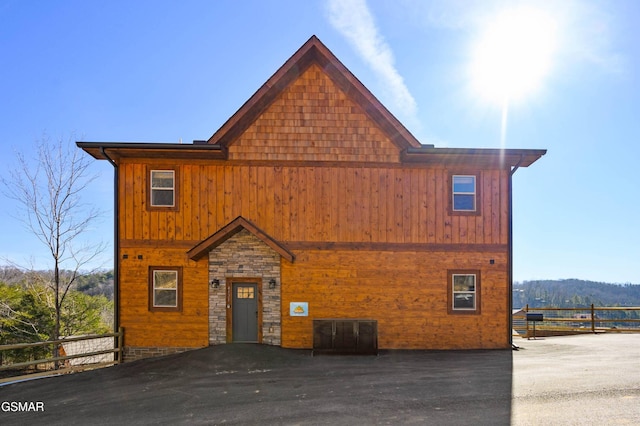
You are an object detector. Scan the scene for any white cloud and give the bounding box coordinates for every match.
[326,0,417,119]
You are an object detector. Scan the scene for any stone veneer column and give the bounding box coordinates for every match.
[208,229,282,345]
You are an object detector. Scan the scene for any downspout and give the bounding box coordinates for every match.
[100,147,120,360]
[508,155,524,349]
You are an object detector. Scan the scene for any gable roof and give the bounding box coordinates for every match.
[187,216,295,262]
[206,35,422,152]
[76,35,545,170]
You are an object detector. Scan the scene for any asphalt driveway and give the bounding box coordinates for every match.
[1,345,513,425]
[2,334,639,425]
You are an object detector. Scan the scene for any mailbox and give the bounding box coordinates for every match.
[526,313,543,322]
[526,312,543,340]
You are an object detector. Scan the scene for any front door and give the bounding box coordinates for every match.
[232,283,258,342]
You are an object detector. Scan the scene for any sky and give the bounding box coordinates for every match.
[1,0,639,284]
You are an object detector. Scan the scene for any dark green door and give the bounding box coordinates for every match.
[232,283,258,342]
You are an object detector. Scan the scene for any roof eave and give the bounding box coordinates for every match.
[76,141,227,161]
[401,147,547,168]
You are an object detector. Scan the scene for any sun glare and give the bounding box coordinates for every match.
[471,7,558,105]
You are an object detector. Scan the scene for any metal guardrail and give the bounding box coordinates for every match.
[514,305,640,338]
[0,327,124,384]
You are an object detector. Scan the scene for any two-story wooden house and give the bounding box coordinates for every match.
[78,36,545,361]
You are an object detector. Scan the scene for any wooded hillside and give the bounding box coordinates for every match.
[513,279,640,308]
[0,267,114,349]
[0,267,113,300]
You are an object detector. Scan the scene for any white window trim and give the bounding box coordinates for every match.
[452,273,476,311]
[152,269,179,308]
[150,169,175,207]
[452,174,476,212]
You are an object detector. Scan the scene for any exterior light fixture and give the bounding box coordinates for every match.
[211,279,220,288]
[269,279,277,289]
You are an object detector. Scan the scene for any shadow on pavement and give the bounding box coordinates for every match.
[1,345,513,425]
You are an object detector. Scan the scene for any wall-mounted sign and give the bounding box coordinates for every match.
[290,302,308,317]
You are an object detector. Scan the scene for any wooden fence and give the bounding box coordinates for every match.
[0,327,123,384]
[514,305,640,338]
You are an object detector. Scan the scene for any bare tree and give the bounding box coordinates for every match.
[2,135,106,366]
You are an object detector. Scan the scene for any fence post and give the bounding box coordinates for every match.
[525,304,529,338]
[591,304,595,333]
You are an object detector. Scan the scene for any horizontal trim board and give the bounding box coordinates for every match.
[121,240,201,249]
[114,158,512,170]
[120,239,507,253]
[278,241,507,253]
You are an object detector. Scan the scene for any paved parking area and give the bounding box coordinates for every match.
[1,334,639,425]
[512,333,640,425]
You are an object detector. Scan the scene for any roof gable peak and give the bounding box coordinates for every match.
[207,35,421,151]
[187,216,294,262]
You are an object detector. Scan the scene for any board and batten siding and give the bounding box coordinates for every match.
[115,60,512,351]
[118,247,209,349]
[117,161,510,350]
[281,249,509,349]
[119,161,509,248]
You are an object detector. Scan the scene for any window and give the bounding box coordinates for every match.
[147,165,179,211]
[236,286,255,299]
[150,170,175,207]
[147,166,179,211]
[448,270,481,314]
[452,175,476,212]
[149,267,182,311]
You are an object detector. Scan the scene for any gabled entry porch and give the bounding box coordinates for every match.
[188,216,294,346]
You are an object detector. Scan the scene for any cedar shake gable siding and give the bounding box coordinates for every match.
[208,35,422,155]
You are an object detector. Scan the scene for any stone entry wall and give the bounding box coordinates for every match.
[208,229,282,345]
